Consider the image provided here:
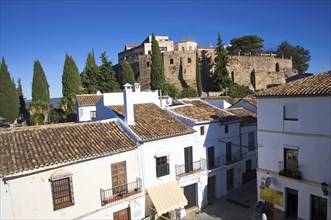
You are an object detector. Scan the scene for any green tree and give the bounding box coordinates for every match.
[81,50,99,93]
[276,40,311,73]
[119,61,135,85]
[30,60,50,125]
[162,83,179,99]
[62,53,81,97]
[99,52,121,92]
[213,33,232,90]
[196,50,202,96]
[228,84,255,98]
[180,87,198,98]
[0,57,19,123]
[17,78,29,121]
[32,60,50,104]
[227,35,264,55]
[150,33,165,90]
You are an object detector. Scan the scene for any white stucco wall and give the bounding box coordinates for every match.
[0,149,145,220]
[257,95,331,220]
[77,106,97,122]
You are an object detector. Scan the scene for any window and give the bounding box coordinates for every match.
[224,124,229,134]
[275,63,280,72]
[283,105,298,121]
[182,47,185,51]
[246,159,252,172]
[147,62,150,67]
[156,156,169,177]
[189,46,192,51]
[170,58,174,65]
[231,71,235,82]
[188,58,192,63]
[284,148,298,172]
[160,47,167,51]
[248,132,255,151]
[148,50,151,55]
[51,177,74,210]
[90,111,96,118]
[200,126,205,135]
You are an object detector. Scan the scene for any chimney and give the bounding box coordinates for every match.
[133,83,141,92]
[123,83,134,125]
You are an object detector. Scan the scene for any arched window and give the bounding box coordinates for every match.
[275,63,280,72]
[250,69,256,90]
[231,71,235,82]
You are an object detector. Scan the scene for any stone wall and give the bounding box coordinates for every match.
[135,50,294,92]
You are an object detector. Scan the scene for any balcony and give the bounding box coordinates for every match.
[279,169,302,180]
[100,178,142,206]
[221,151,242,166]
[176,158,206,177]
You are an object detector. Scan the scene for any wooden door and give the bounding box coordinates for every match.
[208,147,215,169]
[111,161,127,195]
[227,169,233,190]
[184,183,197,209]
[226,142,232,163]
[113,207,130,220]
[311,195,327,220]
[184,147,193,173]
[207,176,216,199]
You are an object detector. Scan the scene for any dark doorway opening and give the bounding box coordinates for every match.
[208,175,216,200]
[286,188,298,219]
[184,183,197,209]
[311,195,327,220]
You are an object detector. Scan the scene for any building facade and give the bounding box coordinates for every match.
[256,71,331,220]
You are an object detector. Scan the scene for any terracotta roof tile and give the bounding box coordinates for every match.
[202,96,236,105]
[0,121,136,177]
[171,100,233,122]
[76,95,102,106]
[226,108,257,125]
[109,103,195,142]
[256,71,331,97]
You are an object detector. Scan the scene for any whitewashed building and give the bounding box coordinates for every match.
[167,99,257,202]
[76,94,102,122]
[0,120,146,220]
[256,71,331,220]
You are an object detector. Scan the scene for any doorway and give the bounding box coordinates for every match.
[113,207,130,220]
[227,169,234,190]
[286,188,298,218]
[184,147,193,173]
[184,183,197,209]
[207,176,216,199]
[311,195,327,220]
[208,147,215,169]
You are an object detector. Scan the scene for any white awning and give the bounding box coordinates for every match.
[147,181,187,216]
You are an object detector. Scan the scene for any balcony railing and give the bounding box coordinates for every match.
[279,169,302,180]
[221,151,242,165]
[208,156,221,170]
[100,178,142,206]
[176,158,206,177]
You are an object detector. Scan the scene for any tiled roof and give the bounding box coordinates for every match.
[256,71,331,97]
[76,95,102,106]
[202,96,236,104]
[0,121,137,177]
[171,100,233,122]
[226,108,257,125]
[243,96,257,106]
[109,103,195,142]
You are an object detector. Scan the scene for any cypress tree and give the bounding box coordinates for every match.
[30,60,50,125]
[213,33,231,91]
[0,57,19,123]
[150,33,165,90]
[32,60,50,104]
[99,52,120,92]
[62,53,81,97]
[81,50,99,93]
[119,61,135,86]
[196,50,202,97]
[17,78,29,121]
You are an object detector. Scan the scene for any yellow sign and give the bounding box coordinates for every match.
[260,186,283,206]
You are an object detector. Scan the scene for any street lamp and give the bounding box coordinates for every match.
[321,181,328,196]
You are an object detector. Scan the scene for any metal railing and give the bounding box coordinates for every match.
[175,159,206,177]
[208,156,221,170]
[279,169,301,180]
[100,178,142,206]
[221,151,242,165]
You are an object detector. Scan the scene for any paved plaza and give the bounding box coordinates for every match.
[183,179,263,220]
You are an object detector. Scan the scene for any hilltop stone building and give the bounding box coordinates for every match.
[118,35,295,92]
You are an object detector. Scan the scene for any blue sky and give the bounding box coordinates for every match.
[1,0,330,98]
